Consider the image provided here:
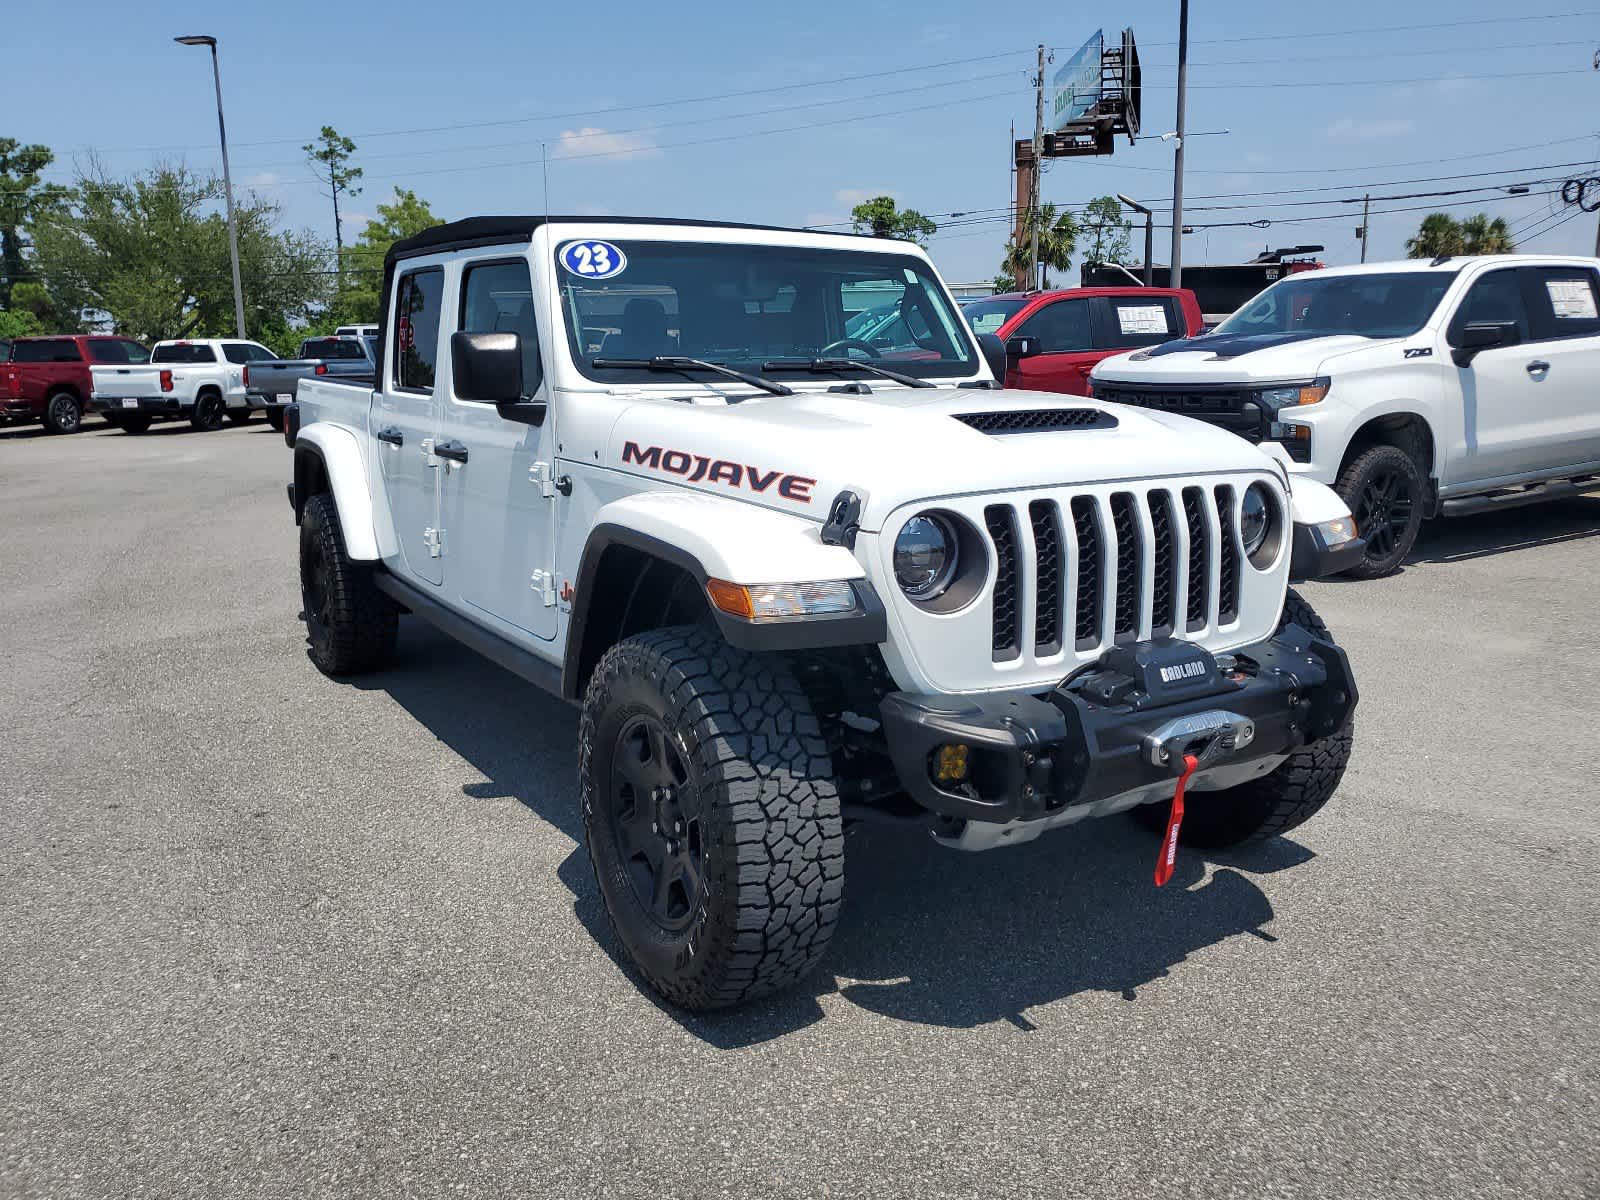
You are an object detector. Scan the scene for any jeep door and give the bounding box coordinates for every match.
[1007,297,1097,394]
[376,265,446,586]
[436,254,558,641]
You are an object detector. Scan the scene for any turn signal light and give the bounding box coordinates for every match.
[931,743,970,785]
[1295,381,1329,406]
[705,579,858,621]
[315,362,328,375]
[159,369,174,392]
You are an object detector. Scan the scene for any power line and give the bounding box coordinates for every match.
[1139,10,1600,47]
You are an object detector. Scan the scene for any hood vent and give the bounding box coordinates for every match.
[953,408,1118,435]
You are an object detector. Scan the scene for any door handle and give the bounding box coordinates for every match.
[433,441,469,463]
[376,427,404,446]
[1526,360,1551,375]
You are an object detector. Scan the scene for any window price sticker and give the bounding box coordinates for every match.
[1545,279,1598,319]
[1117,305,1170,335]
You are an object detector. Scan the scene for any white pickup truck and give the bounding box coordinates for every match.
[88,337,278,433]
[285,215,1363,1010]
[1090,256,1600,576]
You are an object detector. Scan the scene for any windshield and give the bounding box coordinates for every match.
[960,297,1027,336]
[557,240,979,384]
[1215,271,1457,340]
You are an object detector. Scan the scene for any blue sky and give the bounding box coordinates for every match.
[8,1,1599,284]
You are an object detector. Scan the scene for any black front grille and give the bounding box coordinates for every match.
[986,505,1020,661]
[1110,494,1142,642]
[1071,498,1102,649]
[954,408,1118,434]
[1147,490,1177,637]
[1215,485,1239,624]
[1029,501,1063,655]
[1096,385,1266,442]
[1183,487,1209,630]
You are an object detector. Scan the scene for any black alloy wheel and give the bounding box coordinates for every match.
[607,713,705,931]
[1354,469,1412,560]
[191,392,225,432]
[1334,444,1426,579]
[45,391,82,434]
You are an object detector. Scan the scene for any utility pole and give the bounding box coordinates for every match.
[1169,0,1190,289]
[176,35,246,339]
[1030,43,1046,291]
[1360,193,1371,262]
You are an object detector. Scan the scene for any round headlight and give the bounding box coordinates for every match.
[894,513,959,599]
[1240,483,1272,556]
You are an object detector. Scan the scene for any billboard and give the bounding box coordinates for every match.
[1051,31,1103,132]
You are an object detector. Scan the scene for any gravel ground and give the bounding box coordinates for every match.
[3,416,1598,1199]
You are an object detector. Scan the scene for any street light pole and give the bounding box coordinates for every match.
[1030,43,1046,291]
[176,35,246,339]
[1169,0,1190,289]
[1116,194,1154,285]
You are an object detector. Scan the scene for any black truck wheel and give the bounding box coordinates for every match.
[44,390,83,434]
[226,408,252,425]
[119,414,153,434]
[298,492,398,676]
[579,627,845,1010]
[264,408,286,432]
[190,391,226,432]
[1133,590,1354,848]
[1334,444,1425,578]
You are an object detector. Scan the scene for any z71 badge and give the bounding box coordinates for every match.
[621,441,817,503]
[1403,347,1433,359]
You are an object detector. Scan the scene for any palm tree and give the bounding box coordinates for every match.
[999,203,1080,289]
[1405,212,1463,259]
[1460,212,1515,254]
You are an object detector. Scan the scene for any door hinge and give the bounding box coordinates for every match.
[530,569,557,606]
[423,527,443,558]
[529,461,571,498]
[421,437,440,468]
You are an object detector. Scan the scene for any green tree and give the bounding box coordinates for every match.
[326,187,443,325]
[849,195,938,246]
[31,162,329,343]
[0,138,74,309]
[1081,195,1134,264]
[303,125,363,258]
[0,306,42,340]
[1405,211,1516,259]
[997,203,1080,289]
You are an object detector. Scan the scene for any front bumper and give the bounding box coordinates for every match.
[88,395,188,415]
[879,623,1357,829]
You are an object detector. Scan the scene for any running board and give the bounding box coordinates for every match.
[1439,476,1598,517]
[372,571,569,702]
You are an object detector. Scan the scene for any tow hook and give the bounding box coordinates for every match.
[1142,710,1256,771]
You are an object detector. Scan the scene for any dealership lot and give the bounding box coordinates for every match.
[3,418,1598,1199]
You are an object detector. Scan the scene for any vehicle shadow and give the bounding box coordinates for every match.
[357,623,1302,1047]
[1407,492,1600,566]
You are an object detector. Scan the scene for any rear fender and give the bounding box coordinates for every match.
[292,423,380,560]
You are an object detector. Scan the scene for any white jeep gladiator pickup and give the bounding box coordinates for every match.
[285,215,1363,1010]
[89,337,278,432]
[1090,256,1600,577]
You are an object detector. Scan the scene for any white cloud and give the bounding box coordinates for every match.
[243,171,281,188]
[554,126,659,161]
[833,187,895,208]
[1326,117,1416,141]
[919,24,953,44]
[340,211,371,228]
[1430,75,1476,99]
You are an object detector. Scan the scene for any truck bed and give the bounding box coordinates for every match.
[248,360,374,407]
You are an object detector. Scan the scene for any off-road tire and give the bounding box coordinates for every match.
[579,628,845,1010]
[1334,444,1425,579]
[264,408,286,432]
[44,390,83,434]
[226,408,252,425]
[298,492,398,676]
[119,414,153,434]
[190,391,226,432]
[1133,590,1354,848]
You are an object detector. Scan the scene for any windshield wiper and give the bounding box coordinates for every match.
[591,356,794,397]
[762,357,936,389]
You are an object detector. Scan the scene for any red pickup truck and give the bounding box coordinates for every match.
[2,334,152,434]
[962,286,1203,394]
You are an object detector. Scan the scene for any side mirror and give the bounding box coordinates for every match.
[1451,321,1518,367]
[1005,335,1041,360]
[976,332,1008,384]
[451,331,545,425]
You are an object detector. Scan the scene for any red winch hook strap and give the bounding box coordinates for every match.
[1154,753,1200,888]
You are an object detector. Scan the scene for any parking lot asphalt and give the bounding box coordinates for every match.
[3,415,1598,1199]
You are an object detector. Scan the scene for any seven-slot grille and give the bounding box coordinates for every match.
[988,485,1246,662]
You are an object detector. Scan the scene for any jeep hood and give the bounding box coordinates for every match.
[1094,332,1399,384]
[603,386,1277,531]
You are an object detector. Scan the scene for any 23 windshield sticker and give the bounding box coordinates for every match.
[558,240,628,280]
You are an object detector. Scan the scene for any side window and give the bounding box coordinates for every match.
[1449,270,1529,345]
[14,339,82,363]
[460,258,542,397]
[1525,267,1600,341]
[87,339,130,363]
[246,344,277,362]
[221,343,252,364]
[1097,297,1183,348]
[395,268,444,391]
[122,341,151,364]
[1017,298,1093,353]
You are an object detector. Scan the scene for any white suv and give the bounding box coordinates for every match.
[284,216,1363,1009]
[1091,255,1600,576]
